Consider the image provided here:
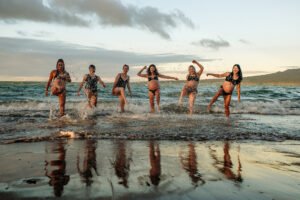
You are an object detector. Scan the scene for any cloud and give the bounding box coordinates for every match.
[16,30,52,38]
[0,0,89,26]
[0,37,216,81]
[239,39,250,44]
[0,0,194,39]
[192,38,230,50]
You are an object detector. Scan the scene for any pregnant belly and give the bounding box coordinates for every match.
[148,80,160,90]
[186,81,198,88]
[222,81,234,93]
[51,79,66,95]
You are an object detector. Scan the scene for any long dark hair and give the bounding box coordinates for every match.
[232,64,243,81]
[147,64,159,76]
[56,58,65,72]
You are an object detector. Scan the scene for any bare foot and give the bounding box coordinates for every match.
[157,106,161,113]
[207,105,211,113]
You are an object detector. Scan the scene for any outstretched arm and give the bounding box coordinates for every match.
[237,83,241,102]
[206,72,230,78]
[45,70,55,96]
[192,60,204,77]
[77,75,87,96]
[137,66,148,78]
[158,74,179,80]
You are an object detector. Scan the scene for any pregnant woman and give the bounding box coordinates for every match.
[45,58,71,117]
[206,64,243,117]
[137,64,178,113]
[178,60,204,114]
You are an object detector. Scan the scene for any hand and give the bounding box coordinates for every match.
[192,60,198,64]
[45,90,48,96]
[143,66,147,70]
[103,84,106,88]
[77,91,80,96]
[206,73,210,77]
[174,77,179,80]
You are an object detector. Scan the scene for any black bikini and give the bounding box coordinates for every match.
[148,75,159,95]
[225,73,241,86]
[116,75,128,88]
[148,75,158,81]
[187,75,199,82]
[220,73,241,96]
[185,75,199,94]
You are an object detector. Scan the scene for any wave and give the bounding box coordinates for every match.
[0,98,299,116]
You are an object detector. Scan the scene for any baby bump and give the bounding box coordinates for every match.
[222,82,234,93]
[51,79,65,95]
[186,81,198,88]
[148,80,160,90]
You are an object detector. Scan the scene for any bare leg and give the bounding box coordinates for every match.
[156,90,161,112]
[148,91,155,113]
[119,88,128,105]
[58,92,66,117]
[223,95,232,117]
[207,88,223,112]
[178,87,187,106]
[188,93,196,115]
[119,95,125,112]
[90,95,97,108]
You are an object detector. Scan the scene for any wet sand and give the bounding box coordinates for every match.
[0,140,299,200]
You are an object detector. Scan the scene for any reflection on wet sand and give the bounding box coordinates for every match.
[209,141,243,183]
[44,140,70,197]
[2,140,300,199]
[112,140,132,188]
[149,141,161,186]
[180,142,205,186]
[77,139,99,187]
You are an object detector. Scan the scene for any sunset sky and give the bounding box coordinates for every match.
[0,0,299,82]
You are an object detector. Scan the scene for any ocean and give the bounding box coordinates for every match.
[0,81,299,143]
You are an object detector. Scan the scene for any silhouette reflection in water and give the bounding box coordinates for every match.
[148,141,161,186]
[180,142,205,186]
[44,140,70,197]
[209,141,243,183]
[112,140,132,188]
[77,139,99,187]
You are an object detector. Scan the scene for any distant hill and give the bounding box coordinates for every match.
[202,68,300,85]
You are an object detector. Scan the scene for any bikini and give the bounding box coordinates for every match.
[148,75,159,95]
[52,70,67,95]
[220,73,241,96]
[185,75,199,94]
[85,74,98,95]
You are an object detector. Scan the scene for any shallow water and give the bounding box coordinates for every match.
[0,82,299,142]
[0,140,299,199]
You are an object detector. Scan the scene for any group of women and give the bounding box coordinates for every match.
[45,58,243,117]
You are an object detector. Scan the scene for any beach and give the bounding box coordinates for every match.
[0,82,299,199]
[0,140,300,199]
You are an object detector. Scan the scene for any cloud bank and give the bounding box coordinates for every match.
[0,0,194,39]
[0,37,216,81]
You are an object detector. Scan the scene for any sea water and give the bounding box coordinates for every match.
[0,81,299,142]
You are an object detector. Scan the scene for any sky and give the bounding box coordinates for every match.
[0,0,299,82]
